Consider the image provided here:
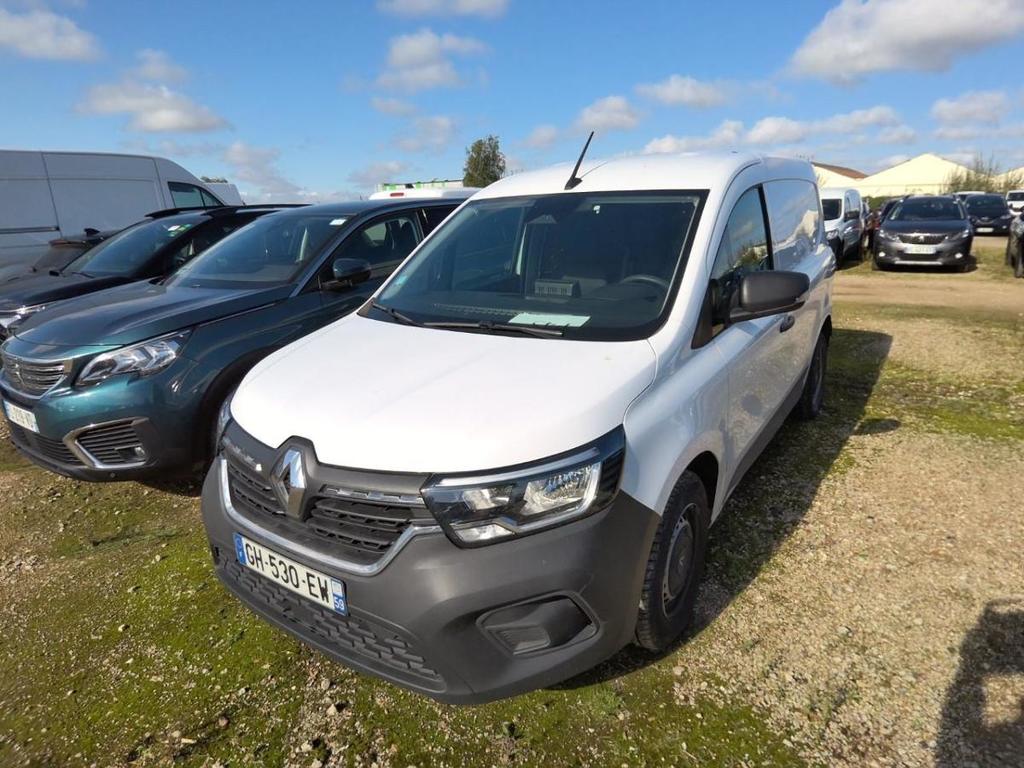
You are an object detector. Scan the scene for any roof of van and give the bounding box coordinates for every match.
[472,153,814,199]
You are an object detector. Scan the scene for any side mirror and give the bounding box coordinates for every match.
[325,258,371,291]
[728,270,809,324]
[844,209,860,221]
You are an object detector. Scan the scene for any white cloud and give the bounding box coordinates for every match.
[133,49,187,83]
[371,96,417,116]
[222,141,306,201]
[377,28,487,92]
[931,90,1009,126]
[575,95,639,133]
[815,105,900,133]
[376,0,508,17]
[348,160,411,188]
[644,120,744,154]
[523,124,559,149]
[0,7,100,60]
[745,116,807,145]
[77,81,228,132]
[790,0,1024,84]
[876,124,917,144]
[394,114,457,152]
[635,75,728,108]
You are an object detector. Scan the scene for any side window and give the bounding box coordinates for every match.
[763,180,820,271]
[162,218,252,273]
[709,186,770,332]
[330,214,421,274]
[420,205,457,235]
[169,182,205,208]
[200,188,223,207]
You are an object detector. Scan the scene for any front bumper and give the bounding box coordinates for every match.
[874,236,973,268]
[201,456,660,704]
[970,221,1010,235]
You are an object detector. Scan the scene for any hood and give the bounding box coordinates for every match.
[231,314,657,474]
[880,219,968,235]
[0,272,129,312]
[13,281,291,349]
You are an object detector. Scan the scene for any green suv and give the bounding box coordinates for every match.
[0,195,467,480]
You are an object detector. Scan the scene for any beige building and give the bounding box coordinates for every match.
[812,162,867,189]
[813,153,973,199]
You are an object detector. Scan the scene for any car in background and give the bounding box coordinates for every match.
[1005,212,1024,278]
[0,150,228,272]
[0,194,470,480]
[821,187,863,262]
[1006,190,1024,215]
[0,206,289,341]
[0,228,117,284]
[864,197,902,251]
[964,194,1013,235]
[873,195,973,271]
[369,186,479,201]
[953,191,987,201]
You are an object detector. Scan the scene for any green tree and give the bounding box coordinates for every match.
[463,135,506,188]
[942,154,1023,194]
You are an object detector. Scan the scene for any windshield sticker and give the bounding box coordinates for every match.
[164,224,194,235]
[330,218,348,226]
[509,312,589,328]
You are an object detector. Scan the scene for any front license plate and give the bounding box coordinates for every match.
[975,227,993,233]
[903,244,936,255]
[233,533,347,615]
[3,399,38,433]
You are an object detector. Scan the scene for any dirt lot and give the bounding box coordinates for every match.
[0,239,1021,768]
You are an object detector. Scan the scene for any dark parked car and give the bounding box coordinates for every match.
[873,195,973,271]
[0,195,469,480]
[0,206,291,341]
[963,193,1012,235]
[1005,212,1024,278]
[0,228,119,285]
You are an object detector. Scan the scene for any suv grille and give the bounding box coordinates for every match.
[223,560,444,688]
[7,423,81,466]
[75,421,145,466]
[225,456,425,566]
[1,353,67,397]
[897,232,945,245]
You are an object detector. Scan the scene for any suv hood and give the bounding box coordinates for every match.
[232,314,657,474]
[13,281,291,349]
[880,219,967,235]
[0,272,130,311]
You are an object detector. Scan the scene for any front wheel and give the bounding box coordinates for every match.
[795,332,828,420]
[634,472,710,652]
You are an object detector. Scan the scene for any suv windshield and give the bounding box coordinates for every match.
[374,192,704,341]
[965,195,1009,216]
[1007,192,1024,201]
[63,214,205,277]
[166,212,347,288]
[821,199,842,220]
[890,198,964,221]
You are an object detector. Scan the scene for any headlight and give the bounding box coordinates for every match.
[0,303,46,331]
[947,227,972,241]
[422,428,624,546]
[877,229,896,241]
[215,392,234,448]
[77,330,190,386]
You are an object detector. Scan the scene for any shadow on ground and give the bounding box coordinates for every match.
[557,327,893,687]
[936,598,1024,768]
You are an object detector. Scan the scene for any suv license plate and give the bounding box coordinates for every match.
[3,400,38,433]
[975,227,993,233]
[233,533,347,614]
[903,244,937,255]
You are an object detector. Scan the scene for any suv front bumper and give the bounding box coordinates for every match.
[201,456,659,704]
[874,237,973,268]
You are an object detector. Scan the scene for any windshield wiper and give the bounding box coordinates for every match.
[70,270,93,278]
[422,320,563,338]
[370,300,422,327]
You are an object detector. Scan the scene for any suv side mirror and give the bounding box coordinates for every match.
[729,270,809,323]
[325,258,371,291]
[844,209,859,221]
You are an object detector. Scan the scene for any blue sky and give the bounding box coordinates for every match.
[2,0,1024,201]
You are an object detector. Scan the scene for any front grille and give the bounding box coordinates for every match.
[1,352,67,397]
[75,421,144,466]
[7,423,81,466]
[897,233,945,245]
[223,560,444,688]
[225,455,424,566]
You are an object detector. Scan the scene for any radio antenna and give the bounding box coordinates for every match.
[564,132,594,190]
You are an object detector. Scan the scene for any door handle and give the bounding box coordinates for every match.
[779,315,795,333]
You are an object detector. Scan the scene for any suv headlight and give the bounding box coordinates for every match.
[77,330,191,386]
[0,303,46,331]
[877,229,896,241]
[946,227,972,241]
[215,392,234,448]
[422,428,624,546]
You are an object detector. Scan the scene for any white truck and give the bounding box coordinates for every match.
[0,150,228,271]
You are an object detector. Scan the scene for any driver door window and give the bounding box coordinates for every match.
[709,186,770,336]
[327,214,421,282]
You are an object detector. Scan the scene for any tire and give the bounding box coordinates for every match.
[795,332,828,420]
[1016,251,1024,279]
[634,471,710,652]
[872,257,885,271]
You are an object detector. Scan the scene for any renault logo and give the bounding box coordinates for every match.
[271,448,307,519]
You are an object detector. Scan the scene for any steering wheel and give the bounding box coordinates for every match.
[622,274,670,291]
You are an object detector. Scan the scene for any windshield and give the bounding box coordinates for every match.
[63,214,204,277]
[374,192,704,341]
[890,198,964,221]
[821,199,841,220]
[165,212,347,288]
[1007,192,1024,201]
[965,195,1009,216]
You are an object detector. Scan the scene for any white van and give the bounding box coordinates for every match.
[820,187,863,262]
[202,152,833,703]
[1006,189,1024,215]
[0,150,226,270]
